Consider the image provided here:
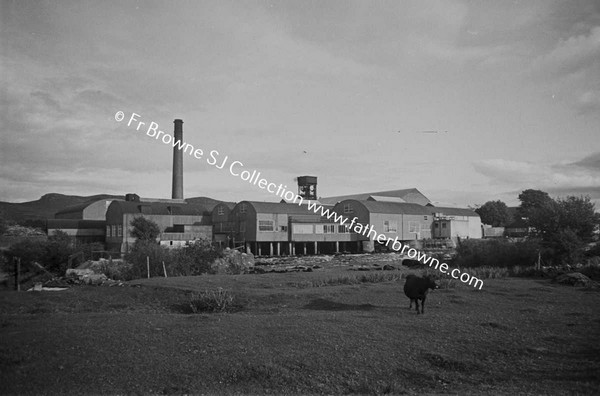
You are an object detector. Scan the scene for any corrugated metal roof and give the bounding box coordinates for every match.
[367,195,407,203]
[353,200,433,215]
[320,188,429,205]
[240,201,318,215]
[108,201,208,216]
[55,202,95,215]
[47,219,106,229]
[336,200,479,217]
[431,206,479,217]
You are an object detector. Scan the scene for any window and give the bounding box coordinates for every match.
[384,220,397,233]
[106,226,111,237]
[343,203,353,213]
[217,206,224,216]
[117,225,123,237]
[259,220,274,231]
[323,224,335,233]
[338,225,350,233]
[408,221,419,233]
[442,223,447,229]
[239,203,247,214]
[434,223,439,228]
[111,225,117,237]
[293,224,313,234]
[279,225,288,232]
[424,216,428,220]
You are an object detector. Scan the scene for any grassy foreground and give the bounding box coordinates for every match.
[1,267,599,395]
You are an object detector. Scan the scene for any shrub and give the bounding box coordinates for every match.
[189,288,236,313]
[76,241,106,261]
[170,239,222,276]
[93,259,133,281]
[44,231,77,273]
[454,239,540,268]
[125,240,171,279]
[6,239,46,268]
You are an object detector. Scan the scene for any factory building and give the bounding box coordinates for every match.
[228,201,321,255]
[331,200,433,252]
[46,219,106,244]
[211,202,237,248]
[431,207,482,240]
[105,194,211,253]
[48,199,117,243]
[46,118,482,256]
[54,199,116,220]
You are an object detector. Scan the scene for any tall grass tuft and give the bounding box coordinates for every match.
[189,288,236,313]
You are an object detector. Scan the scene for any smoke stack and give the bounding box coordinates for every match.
[172,119,184,199]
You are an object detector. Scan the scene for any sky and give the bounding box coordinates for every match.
[1,0,599,208]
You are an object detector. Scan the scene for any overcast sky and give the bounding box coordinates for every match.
[1,0,599,208]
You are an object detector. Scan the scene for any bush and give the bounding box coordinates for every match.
[77,241,106,261]
[125,240,171,279]
[189,288,236,313]
[454,239,540,268]
[170,239,222,276]
[44,231,77,273]
[6,239,46,268]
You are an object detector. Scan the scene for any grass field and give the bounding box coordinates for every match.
[1,265,599,395]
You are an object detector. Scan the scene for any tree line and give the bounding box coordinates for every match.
[474,189,600,265]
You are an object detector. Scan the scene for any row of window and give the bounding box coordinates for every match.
[106,225,123,237]
[256,220,442,234]
[292,224,350,234]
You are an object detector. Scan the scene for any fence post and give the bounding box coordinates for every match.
[147,256,150,279]
[162,261,168,278]
[15,257,21,291]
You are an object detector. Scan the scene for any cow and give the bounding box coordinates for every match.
[403,274,439,314]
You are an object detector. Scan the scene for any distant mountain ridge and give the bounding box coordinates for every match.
[0,193,234,222]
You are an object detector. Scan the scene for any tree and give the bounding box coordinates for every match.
[556,196,599,242]
[44,230,76,273]
[125,240,171,279]
[517,189,552,223]
[519,192,599,264]
[0,217,7,235]
[475,200,512,227]
[130,217,161,242]
[7,238,46,267]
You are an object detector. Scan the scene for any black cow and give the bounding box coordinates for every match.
[403,274,439,314]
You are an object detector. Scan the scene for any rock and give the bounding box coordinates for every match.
[65,268,95,278]
[83,274,108,285]
[212,249,255,274]
[553,272,594,287]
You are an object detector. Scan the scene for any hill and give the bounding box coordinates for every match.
[0,193,234,223]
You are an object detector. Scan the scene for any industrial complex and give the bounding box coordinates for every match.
[47,119,482,255]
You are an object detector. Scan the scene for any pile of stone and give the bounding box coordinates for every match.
[249,264,322,274]
[211,248,255,274]
[64,268,125,286]
[552,272,599,288]
[348,263,398,271]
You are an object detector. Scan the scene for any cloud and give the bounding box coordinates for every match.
[530,26,600,77]
[571,151,600,171]
[473,156,600,192]
[528,25,600,114]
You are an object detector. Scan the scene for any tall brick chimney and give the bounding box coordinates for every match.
[172,119,184,199]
